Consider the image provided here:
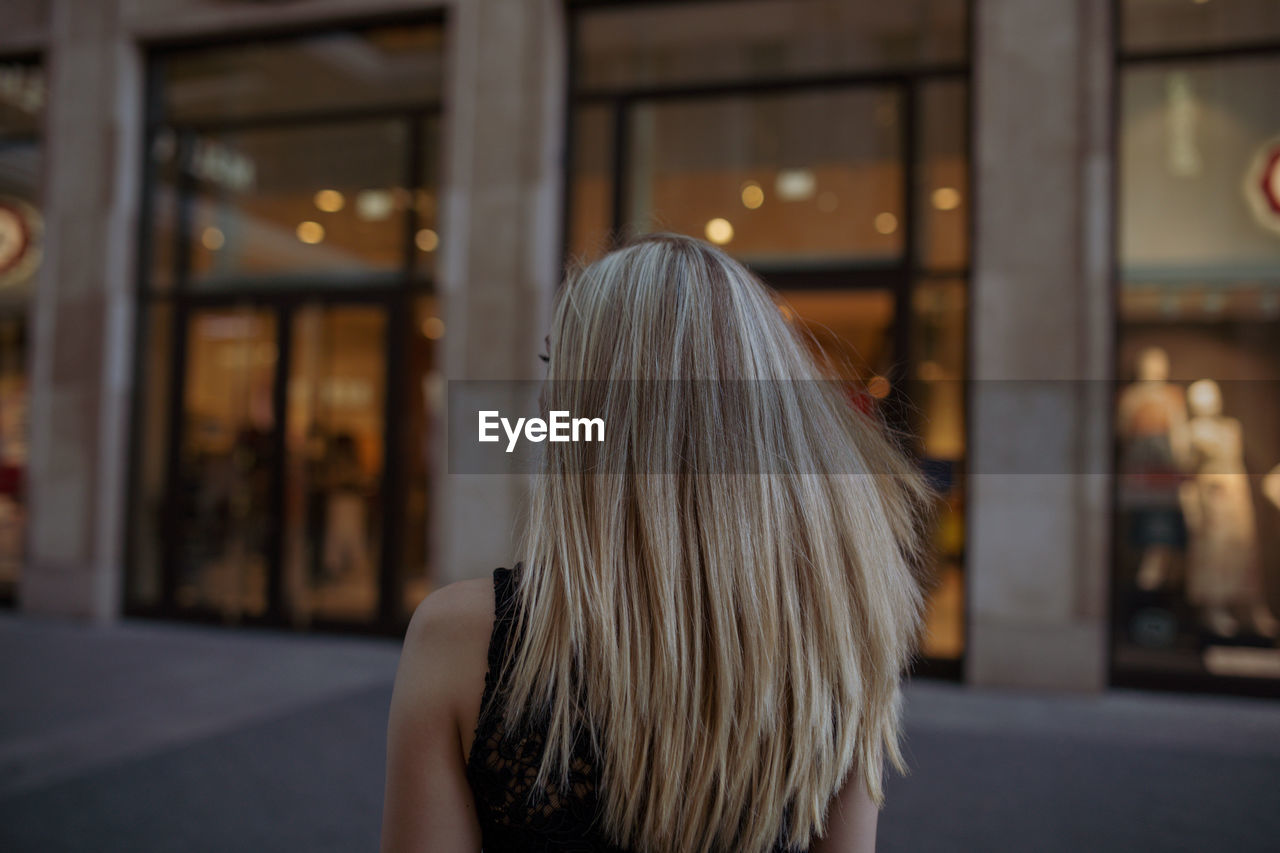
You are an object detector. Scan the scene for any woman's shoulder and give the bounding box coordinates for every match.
[398,574,499,749]
[404,575,497,675]
[409,574,496,633]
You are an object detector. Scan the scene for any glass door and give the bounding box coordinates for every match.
[166,300,391,626]
[172,307,278,620]
[283,304,387,627]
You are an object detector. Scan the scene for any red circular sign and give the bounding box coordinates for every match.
[1245,138,1280,237]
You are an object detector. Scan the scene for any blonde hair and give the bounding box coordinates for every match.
[500,233,931,853]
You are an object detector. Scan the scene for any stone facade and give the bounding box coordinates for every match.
[4,0,1119,690]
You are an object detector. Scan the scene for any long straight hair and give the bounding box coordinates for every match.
[500,233,932,853]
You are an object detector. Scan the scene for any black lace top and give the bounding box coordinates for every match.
[465,566,624,852]
[464,567,805,853]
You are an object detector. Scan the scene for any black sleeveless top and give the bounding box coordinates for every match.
[464,567,805,853]
[465,566,623,852]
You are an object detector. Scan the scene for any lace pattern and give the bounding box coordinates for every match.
[465,567,627,852]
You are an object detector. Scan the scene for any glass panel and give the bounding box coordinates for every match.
[161,24,444,123]
[1120,58,1280,292]
[188,120,408,289]
[128,302,174,609]
[910,278,966,459]
[774,288,895,385]
[568,104,616,263]
[627,88,904,267]
[910,278,967,661]
[175,308,277,619]
[0,62,44,140]
[577,0,967,91]
[917,79,969,272]
[1115,55,1280,682]
[283,305,386,626]
[1122,0,1280,54]
[413,115,442,281]
[401,296,443,616]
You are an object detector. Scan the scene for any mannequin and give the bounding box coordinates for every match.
[1116,347,1189,590]
[1264,464,1280,512]
[1178,379,1278,638]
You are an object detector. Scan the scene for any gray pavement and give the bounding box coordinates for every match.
[1,613,1278,852]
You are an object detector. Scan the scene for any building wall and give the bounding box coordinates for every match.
[6,0,1123,691]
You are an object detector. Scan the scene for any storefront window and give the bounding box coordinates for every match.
[1114,2,1280,688]
[128,23,444,630]
[624,88,904,267]
[188,120,410,289]
[568,0,970,672]
[0,59,43,604]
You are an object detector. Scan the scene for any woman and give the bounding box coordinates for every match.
[382,234,931,853]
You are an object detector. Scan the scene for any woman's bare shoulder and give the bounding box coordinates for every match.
[404,576,496,666]
[409,577,495,633]
[397,577,497,731]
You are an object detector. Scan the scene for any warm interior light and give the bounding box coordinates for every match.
[741,182,764,209]
[415,228,439,252]
[421,316,445,340]
[775,169,816,201]
[296,221,325,244]
[867,375,892,399]
[314,189,345,213]
[931,187,961,211]
[201,226,225,251]
[874,212,898,235]
[705,218,734,245]
[355,189,394,222]
[816,191,838,212]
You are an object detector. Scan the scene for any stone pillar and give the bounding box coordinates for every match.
[433,0,566,585]
[22,0,141,621]
[966,0,1115,690]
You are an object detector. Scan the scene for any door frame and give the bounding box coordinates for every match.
[156,287,408,632]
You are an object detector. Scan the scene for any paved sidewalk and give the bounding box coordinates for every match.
[1,613,1278,852]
